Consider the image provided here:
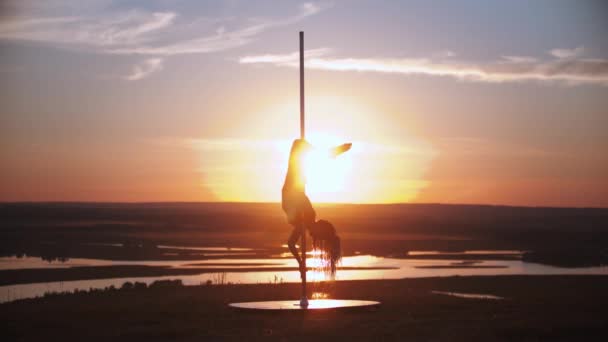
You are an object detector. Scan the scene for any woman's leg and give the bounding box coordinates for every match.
[287,223,305,277]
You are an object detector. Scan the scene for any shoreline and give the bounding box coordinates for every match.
[0,265,397,286]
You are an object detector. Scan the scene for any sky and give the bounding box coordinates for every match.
[1,0,607,207]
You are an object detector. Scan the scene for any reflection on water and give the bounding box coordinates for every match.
[1,254,608,303]
[408,250,525,256]
[431,291,504,300]
[157,245,254,252]
[228,298,379,310]
[463,250,524,255]
[311,291,329,299]
[169,252,259,257]
[0,256,276,270]
[0,256,192,270]
[84,243,124,248]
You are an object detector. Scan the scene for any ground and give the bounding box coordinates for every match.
[3,275,608,341]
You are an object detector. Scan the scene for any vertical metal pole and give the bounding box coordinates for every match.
[299,31,307,304]
[299,31,305,140]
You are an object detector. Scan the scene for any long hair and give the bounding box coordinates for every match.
[308,219,342,276]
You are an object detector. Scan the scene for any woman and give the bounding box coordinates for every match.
[282,138,350,278]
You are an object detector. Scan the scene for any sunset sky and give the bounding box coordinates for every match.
[1,0,607,207]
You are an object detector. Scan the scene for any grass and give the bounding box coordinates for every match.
[2,275,608,341]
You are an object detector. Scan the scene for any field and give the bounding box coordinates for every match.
[2,203,608,341]
[3,276,608,341]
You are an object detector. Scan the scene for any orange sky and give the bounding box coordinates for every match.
[1,1,607,207]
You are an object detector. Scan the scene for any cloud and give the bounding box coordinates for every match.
[124,58,163,81]
[501,56,538,64]
[239,47,608,86]
[550,46,585,59]
[107,2,327,56]
[0,11,177,48]
[0,2,326,56]
[0,2,328,78]
[239,48,330,65]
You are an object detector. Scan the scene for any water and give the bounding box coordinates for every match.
[407,250,525,257]
[431,291,504,300]
[0,256,283,270]
[157,245,254,252]
[2,253,608,303]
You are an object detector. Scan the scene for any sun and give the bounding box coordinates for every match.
[303,132,353,202]
[203,96,436,203]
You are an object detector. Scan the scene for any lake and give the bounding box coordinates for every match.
[2,250,608,303]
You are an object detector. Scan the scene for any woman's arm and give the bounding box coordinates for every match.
[328,143,352,158]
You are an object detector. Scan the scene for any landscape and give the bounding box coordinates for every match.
[2,202,608,340]
[1,0,607,341]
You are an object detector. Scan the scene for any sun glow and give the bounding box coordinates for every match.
[303,132,353,202]
[196,96,437,203]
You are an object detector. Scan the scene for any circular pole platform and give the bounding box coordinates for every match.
[229,299,380,311]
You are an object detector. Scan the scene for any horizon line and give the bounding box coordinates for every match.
[1,200,606,210]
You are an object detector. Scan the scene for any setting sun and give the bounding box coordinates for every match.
[303,133,353,201]
[195,93,437,204]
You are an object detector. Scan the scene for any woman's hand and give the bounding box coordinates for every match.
[329,143,352,158]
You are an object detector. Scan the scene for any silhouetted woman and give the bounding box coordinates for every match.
[282,139,351,278]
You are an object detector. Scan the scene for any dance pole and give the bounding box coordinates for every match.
[300,31,305,140]
[299,31,307,304]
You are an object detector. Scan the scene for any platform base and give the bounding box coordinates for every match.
[229,299,380,310]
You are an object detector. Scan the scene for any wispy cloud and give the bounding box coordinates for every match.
[549,46,585,59]
[239,48,330,65]
[124,58,163,81]
[0,11,177,48]
[107,3,326,56]
[501,55,538,64]
[0,3,325,54]
[0,2,328,77]
[239,47,608,86]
